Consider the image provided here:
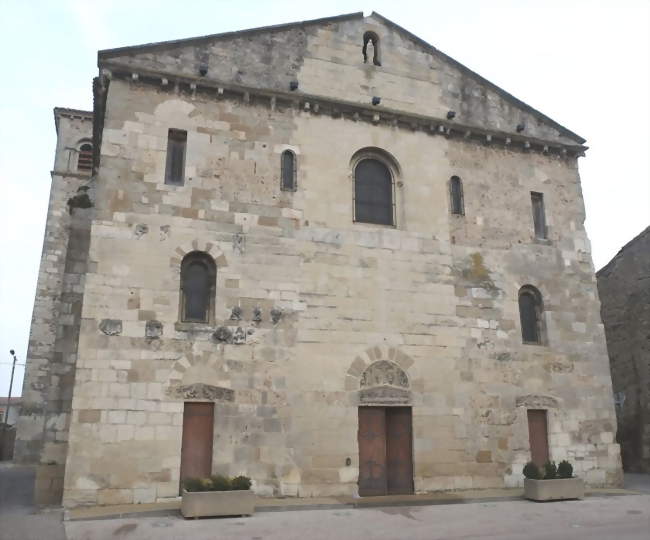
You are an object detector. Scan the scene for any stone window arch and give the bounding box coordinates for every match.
[180,251,216,324]
[352,148,399,226]
[449,176,464,215]
[519,285,545,344]
[362,31,381,66]
[280,149,297,191]
[77,141,93,171]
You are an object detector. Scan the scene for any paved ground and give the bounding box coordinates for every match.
[63,494,650,540]
[0,463,65,540]
[1,465,649,540]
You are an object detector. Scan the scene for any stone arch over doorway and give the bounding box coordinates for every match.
[165,353,234,402]
[346,345,414,406]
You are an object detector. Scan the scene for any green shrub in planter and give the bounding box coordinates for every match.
[209,475,232,491]
[543,461,558,479]
[523,462,542,480]
[183,477,205,492]
[231,475,253,490]
[557,460,573,479]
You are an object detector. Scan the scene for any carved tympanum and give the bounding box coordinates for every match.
[360,360,409,389]
[515,394,559,409]
[166,383,234,402]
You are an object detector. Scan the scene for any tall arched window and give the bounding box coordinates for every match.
[362,31,381,66]
[354,158,394,226]
[77,142,93,171]
[180,252,216,324]
[519,285,544,344]
[450,176,464,215]
[281,150,297,191]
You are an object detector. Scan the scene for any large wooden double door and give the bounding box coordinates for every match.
[358,407,414,496]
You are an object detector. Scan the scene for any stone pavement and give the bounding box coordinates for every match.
[2,466,649,540]
[0,463,65,540]
[63,494,650,540]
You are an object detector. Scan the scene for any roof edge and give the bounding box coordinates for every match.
[98,12,363,60]
[596,225,650,276]
[370,12,586,145]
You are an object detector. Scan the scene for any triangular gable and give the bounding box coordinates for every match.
[98,12,583,145]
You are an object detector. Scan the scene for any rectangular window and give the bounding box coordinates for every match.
[165,129,187,186]
[531,192,546,239]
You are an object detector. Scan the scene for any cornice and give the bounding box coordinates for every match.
[99,61,588,159]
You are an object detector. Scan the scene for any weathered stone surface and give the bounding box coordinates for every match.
[166,383,234,402]
[16,14,622,508]
[98,319,122,336]
[597,227,650,473]
[145,320,163,338]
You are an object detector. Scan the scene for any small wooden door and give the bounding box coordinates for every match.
[386,407,414,494]
[180,402,214,486]
[358,407,413,496]
[527,409,549,467]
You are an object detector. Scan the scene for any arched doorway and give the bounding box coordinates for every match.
[357,361,413,496]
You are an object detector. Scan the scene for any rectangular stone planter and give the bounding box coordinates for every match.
[181,489,255,518]
[524,478,584,501]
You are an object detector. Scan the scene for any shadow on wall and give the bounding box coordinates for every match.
[0,425,16,461]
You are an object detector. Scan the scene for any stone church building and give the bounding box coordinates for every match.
[597,227,650,473]
[16,12,622,507]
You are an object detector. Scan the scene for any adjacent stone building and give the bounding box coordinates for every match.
[597,227,650,472]
[16,12,622,507]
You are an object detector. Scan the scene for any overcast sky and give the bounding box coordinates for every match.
[1,0,648,398]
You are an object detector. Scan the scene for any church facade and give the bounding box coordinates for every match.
[16,12,622,507]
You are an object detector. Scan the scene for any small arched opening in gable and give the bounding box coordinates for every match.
[362,31,381,66]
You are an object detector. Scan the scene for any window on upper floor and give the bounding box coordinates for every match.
[77,143,93,172]
[180,251,216,324]
[362,31,381,66]
[519,285,544,345]
[531,192,547,239]
[354,157,394,226]
[165,129,187,186]
[450,176,464,215]
[281,150,297,191]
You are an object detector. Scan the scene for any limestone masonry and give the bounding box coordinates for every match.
[16,12,622,507]
[597,227,650,473]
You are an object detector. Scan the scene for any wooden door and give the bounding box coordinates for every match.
[180,402,214,486]
[386,407,414,494]
[527,409,549,467]
[358,407,414,496]
[358,407,387,496]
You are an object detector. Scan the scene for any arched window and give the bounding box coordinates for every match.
[280,150,297,191]
[77,142,93,171]
[354,158,394,226]
[450,176,464,215]
[362,31,381,66]
[180,252,216,324]
[519,286,544,344]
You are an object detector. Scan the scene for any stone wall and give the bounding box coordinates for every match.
[597,227,650,472]
[58,70,621,507]
[14,109,94,505]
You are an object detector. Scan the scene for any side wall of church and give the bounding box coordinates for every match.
[597,228,650,473]
[15,111,94,504]
[61,77,620,507]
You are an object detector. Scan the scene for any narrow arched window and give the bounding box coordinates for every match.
[180,252,216,324]
[354,158,394,226]
[77,143,93,171]
[519,286,543,344]
[450,176,464,215]
[281,150,297,191]
[362,31,381,66]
